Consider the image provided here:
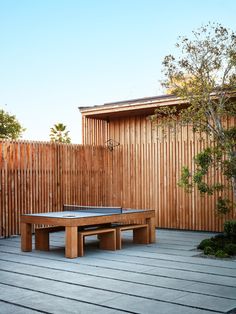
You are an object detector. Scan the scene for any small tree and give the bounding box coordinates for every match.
[50,123,71,143]
[151,23,236,214]
[0,108,25,140]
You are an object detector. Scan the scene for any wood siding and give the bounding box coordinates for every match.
[82,115,236,232]
[121,143,234,232]
[0,141,122,237]
[82,115,162,145]
[1,128,236,237]
[82,117,108,146]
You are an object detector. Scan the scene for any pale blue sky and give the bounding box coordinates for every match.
[0,0,235,143]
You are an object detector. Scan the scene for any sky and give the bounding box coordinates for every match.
[0,0,235,143]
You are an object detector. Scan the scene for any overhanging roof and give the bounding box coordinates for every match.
[79,94,185,120]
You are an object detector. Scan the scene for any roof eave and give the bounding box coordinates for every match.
[79,95,186,119]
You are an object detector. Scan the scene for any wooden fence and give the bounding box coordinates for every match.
[121,143,234,232]
[0,141,122,237]
[0,140,235,237]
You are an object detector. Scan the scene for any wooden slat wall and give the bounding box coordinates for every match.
[121,143,234,232]
[1,123,236,237]
[0,141,122,237]
[82,115,236,232]
[82,117,108,146]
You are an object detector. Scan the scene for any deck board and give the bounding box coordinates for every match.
[0,229,236,314]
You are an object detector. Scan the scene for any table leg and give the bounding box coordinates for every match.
[65,226,78,258]
[21,222,32,251]
[147,217,156,243]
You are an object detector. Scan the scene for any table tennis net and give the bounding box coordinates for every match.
[63,205,122,214]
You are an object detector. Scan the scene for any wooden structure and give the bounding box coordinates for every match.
[80,95,236,232]
[80,95,183,145]
[20,209,156,258]
[77,227,116,257]
[0,141,122,237]
[115,224,149,250]
[1,93,235,236]
[35,226,65,251]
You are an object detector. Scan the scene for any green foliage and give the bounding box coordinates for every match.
[179,144,235,215]
[197,238,216,250]
[198,231,236,258]
[223,156,236,179]
[50,123,71,143]
[212,183,225,192]
[179,137,235,214]
[162,23,236,100]
[216,198,232,215]
[194,148,213,173]
[148,106,178,133]
[224,220,236,239]
[179,146,233,214]
[224,127,236,143]
[150,23,236,215]
[204,246,215,255]
[0,108,25,140]
[211,233,230,248]
[212,233,225,240]
[177,166,192,192]
[214,250,229,258]
[192,149,215,194]
[224,243,236,255]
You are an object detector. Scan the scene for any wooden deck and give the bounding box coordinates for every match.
[0,229,236,314]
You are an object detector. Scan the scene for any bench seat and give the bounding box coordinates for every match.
[78,227,116,257]
[34,224,114,252]
[115,224,149,250]
[35,223,149,255]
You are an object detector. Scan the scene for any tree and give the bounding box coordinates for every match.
[151,23,236,214]
[0,108,25,140]
[50,123,71,143]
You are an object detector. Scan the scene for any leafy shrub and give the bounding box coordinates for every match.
[198,239,216,250]
[224,243,236,256]
[213,233,225,240]
[204,246,215,255]
[211,234,230,249]
[215,250,229,258]
[198,229,236,258]
[224,220,236,240]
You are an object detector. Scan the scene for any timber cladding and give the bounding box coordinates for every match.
[0,141,123,237]
[82,114,236,233]
[121,143,233,233]
[0,136,235,237]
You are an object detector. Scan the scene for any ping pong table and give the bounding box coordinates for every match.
[20,206,156,258]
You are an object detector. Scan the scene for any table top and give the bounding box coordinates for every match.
[22,208,147,219]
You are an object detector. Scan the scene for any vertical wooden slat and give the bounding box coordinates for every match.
[1,117,236,238]
[0,141,120,237]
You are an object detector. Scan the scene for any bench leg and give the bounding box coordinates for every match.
[65,226,78,258]
[78,233,84,257]
[21,222,32,252]
[35,230,50,251]
[116,228,122,250]
[133,227,149,244]
[147,217,156,243]
[99,232,116,251]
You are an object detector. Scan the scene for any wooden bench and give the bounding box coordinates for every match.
[115,224,149,250]
[78,227,116,257]
[35,226,65,251]
[35,224,114,252]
